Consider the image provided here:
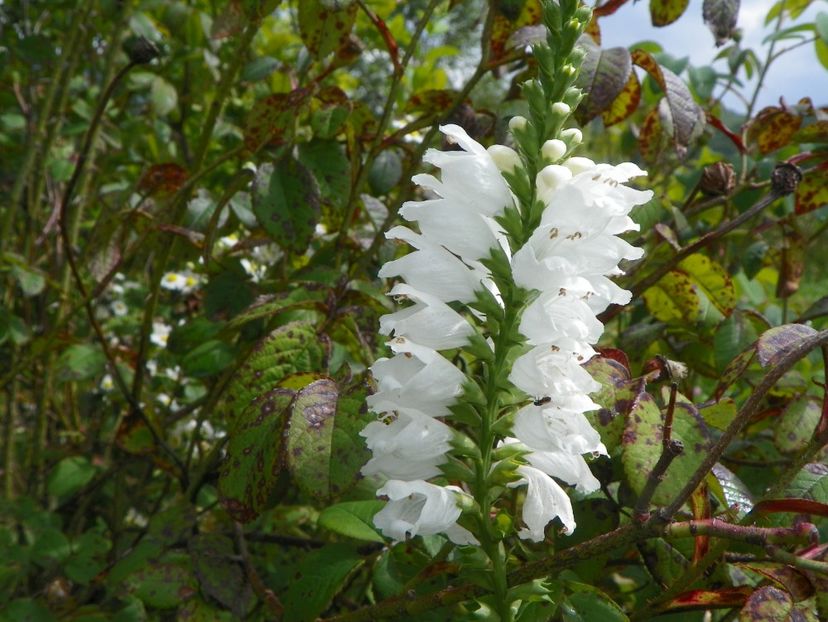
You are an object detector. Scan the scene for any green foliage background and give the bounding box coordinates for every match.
[1,0,828,620]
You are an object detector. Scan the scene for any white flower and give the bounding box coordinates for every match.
[519,287,604,346]
[379,284,474,350]
[379,226,488,304]
[111,300,128,317]
[156,393,172,407]
[161,271,200,294]
[509,341,600,401]
[150,322,171,348]
[360,412,453,481]
[367,337,465,418]
[525,448,601,494]
[100,374,114,392]
[374,480,478,545]
[508,464,576,541]
[513,404,605,456]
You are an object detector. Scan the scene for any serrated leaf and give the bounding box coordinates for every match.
[218,387,295,522]
[575,38,633,123]
[632,48,705,158]
[703,0,740,46]
[317,501,384,542]
[650,0,690,26]
[622,391,712,506]
[746,106,802,154]
[253,158,320,254]
[756,323,817,367]
[774,396,820,454]
[298,0,357,58]
[180,339,234,377]
[795,166,828,215]
[711,462,753,514]
[282,543,364,622]
[225,288,328,331]
[783,463,828,502]
[220,321,325,431]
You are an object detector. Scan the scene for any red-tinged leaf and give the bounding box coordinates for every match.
[703,0,740,46]
[707,112,746,153]
[775,225,806,298]
[632,48,705,158]
[489,0,542,64]
[594,0,631,17]
[360,4,400,74]
[795,164,828,214]
[746,106,803,154]
[794,120,828,143]
[736,563,815,601]
[138,163,188,196]
[650,0,690,26]
[738,586,793,620]
[689,483,711,561]
[298,0,358,58]
[753,498,828,517]
[576,38,632,123]
[245,89,312,152]
[602,69,641,126]
[594,347,630,372]
[665,587,753,611]
[756,324,817,368]
[639,105,669,163]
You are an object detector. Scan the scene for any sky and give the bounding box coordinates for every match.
[599,0,828,111]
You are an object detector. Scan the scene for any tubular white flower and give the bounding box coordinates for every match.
[367,337,466,418]
[379,283,474,350]
[513,404,606,456]
[509,341,600,400]
[374,480,478,545]
[379,226,488,303]
[525,449,601,494]
[361,412,454,481]
[507,464,576,541]
[519,288,604,346]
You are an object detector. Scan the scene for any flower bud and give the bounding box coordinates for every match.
[699,162,736,196]
[551,102,571,117]
[541,139,567,163]
[537,165,572,196]
[508,115,528,131]
[563,156,595,175]
[560,64,577,80]
[487,144,522,174]
[560,127,582,147]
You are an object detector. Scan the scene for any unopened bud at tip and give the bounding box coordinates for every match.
[564,156,595,175]
[487,145,522,174]
[508,115,528,131]
[561,127,582,146]
[551,102,571,116]
[541,139,567,162]
[537,164,572,195]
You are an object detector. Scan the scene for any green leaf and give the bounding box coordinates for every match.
[584,356,633,453]
[317,501,385,542]
[699,398,737,430]
[241,55,279,81]
[622,392,713,506]
[11,265,45,297]
[218,388,295,522]
[180,339,234,377]
[282,543,364,622]
[127,552,197,609]
[815,12,828,43]
[774,396,820,454]
[253,158,321,254]
[784,463,828,502]
[679,253,736,317]
[204,269,255,319]
[47,456,96,499]
[297,0,358,58]
[220,321,325,430]
[816,37,828,70]
[714,310,758,372]
[150,76,177,116]
[368,149,403,196]
[563,579,629,621]
[711,462,754,515]
[57,344,106,382]
[298,139,351,225]
[575,38,633,123]
[189,533,254,618]
[650,0,690,26]
[2,598,57,622]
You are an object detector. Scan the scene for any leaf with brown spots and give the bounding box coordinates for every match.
[244,89,311,152]
[189,533,254,618]
[795,164,828,214]
[584,356,634,453]
[575,37,633,124]
[638,104,670,163]
[664,587,753,611]
[794,120,828,144]
[489,0,542,64]
[679,253,736,318]
[736,563,814,602]
[138,163,188,196]
[622,389,713,506]
[756,323,817,368]
[738,586,794,621]
[650,0,690,26]
[252,157,321,254]
[703,0,740,45]
[298,0,358,59]
[602,69,641,126]
[594,0,631,18]
[218,387,295,522]
[405,89,463,116]
[746,106,803,154]
[632,48,705,158]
